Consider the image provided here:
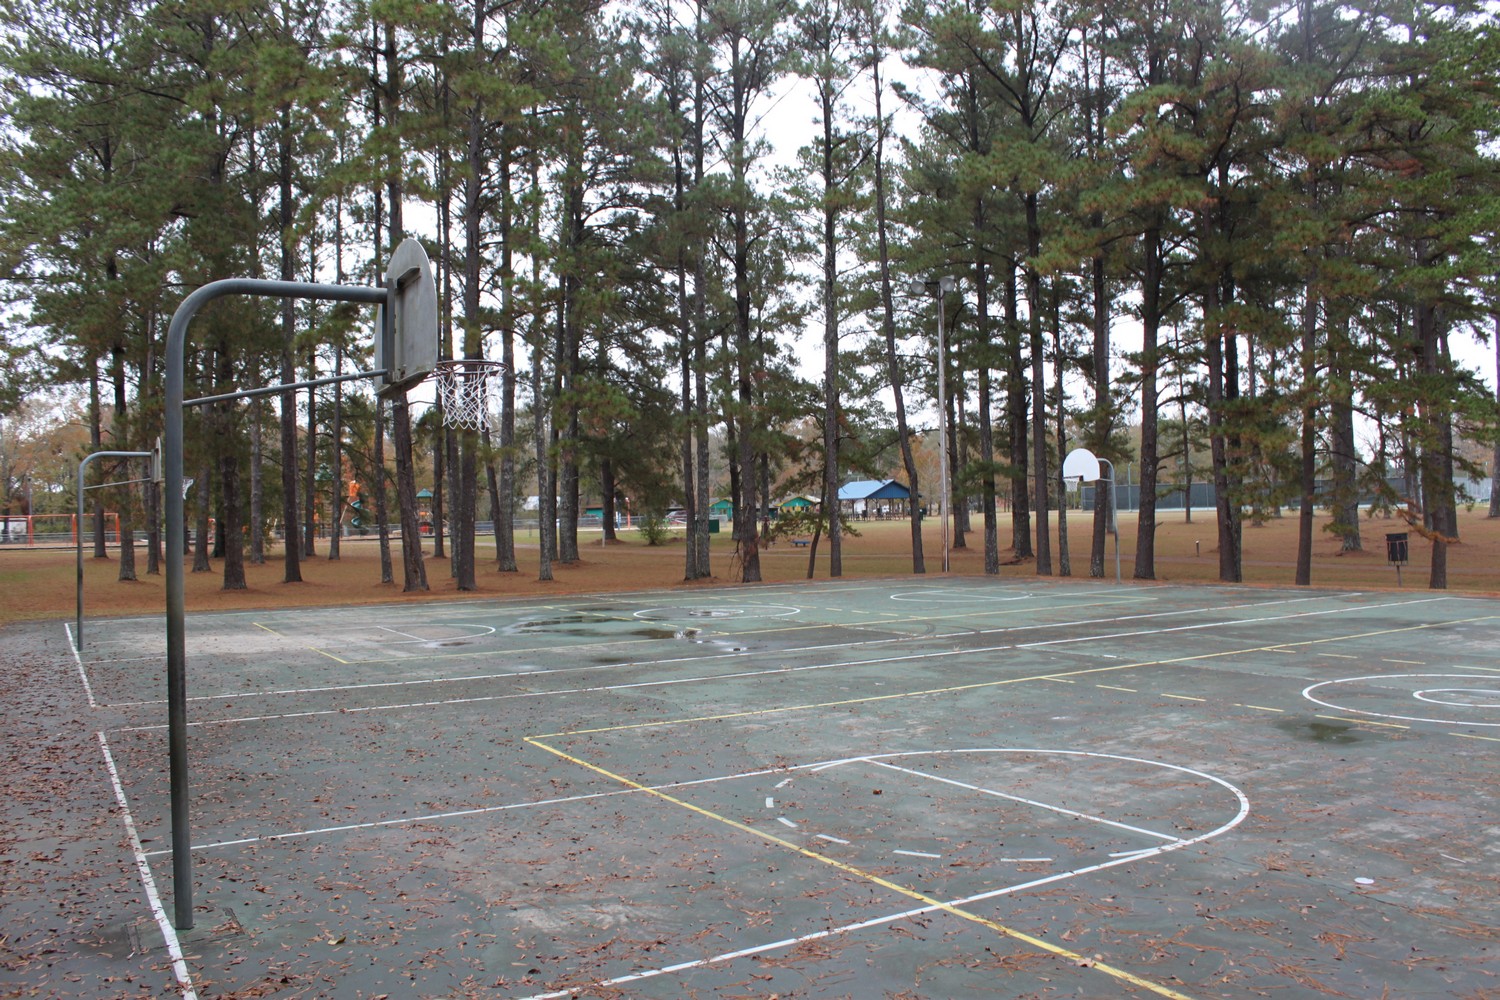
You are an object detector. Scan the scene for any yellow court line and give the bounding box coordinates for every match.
[524,736,1200,1000]
[1040,677,1076,684]
[1453,732,1500,743]
[254,622,350,664]
[1097,684,1137,693]
[1161,694,1207,702]
[1238,704,1284,713]
[539,615,1497,740]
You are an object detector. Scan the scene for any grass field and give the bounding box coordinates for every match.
[5,507,1499,629]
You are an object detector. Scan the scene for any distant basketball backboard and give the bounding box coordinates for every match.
[1062,447,1102,486]
[375,238,438,398]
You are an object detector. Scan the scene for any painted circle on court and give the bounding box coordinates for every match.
[758,748,1247,874]
[1302,674,1500,727]
[1412,688,1500,708]
[633,605,801,622]
[371,623,497,645]
[889,589,1033,603]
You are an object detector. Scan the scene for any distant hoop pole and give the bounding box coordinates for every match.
[76,450,151,654]
[1098,457,1120,584]
[164,278,387,931]
[1062,447,1119,584]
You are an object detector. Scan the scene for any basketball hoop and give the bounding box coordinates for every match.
[434,359,507,432]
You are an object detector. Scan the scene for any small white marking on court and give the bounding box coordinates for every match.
[815,834,850,845]
[765,797,775,809]
[97,734,199,1000]
[776,817,798,829]
[1440,853,1470,863]
[1000,857,1053,863]
[1098,684,1136,692]
[774,778,793,789]
[893,849,941,859]
[1162,693,1206,702]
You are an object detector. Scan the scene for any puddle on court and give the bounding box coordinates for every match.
[506,616,700,641]
[1275,718,1365,744]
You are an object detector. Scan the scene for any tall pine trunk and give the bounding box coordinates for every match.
[867,3,923,573]
[1134,224,1163,580]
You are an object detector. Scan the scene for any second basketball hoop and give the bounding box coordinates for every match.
[434,359,507,432]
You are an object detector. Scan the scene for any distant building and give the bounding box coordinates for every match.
[837,480,913,519]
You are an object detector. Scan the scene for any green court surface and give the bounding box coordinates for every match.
[13,578,1500,998]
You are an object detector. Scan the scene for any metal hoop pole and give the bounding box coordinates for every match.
[164,278,386,930]
[1099,458,1120,584]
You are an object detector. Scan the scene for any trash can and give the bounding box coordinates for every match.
[708,519,720,534]
[1385,532,1409,565]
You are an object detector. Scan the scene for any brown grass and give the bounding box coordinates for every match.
[6,508,1498,629]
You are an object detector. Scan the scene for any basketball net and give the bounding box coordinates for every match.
[434,359,506,432]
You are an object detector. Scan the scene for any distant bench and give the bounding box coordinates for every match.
[791,538,810,548]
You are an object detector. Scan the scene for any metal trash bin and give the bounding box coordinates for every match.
[1385,532,1409,565]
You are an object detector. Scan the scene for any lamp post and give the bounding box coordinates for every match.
[908,275,955,572]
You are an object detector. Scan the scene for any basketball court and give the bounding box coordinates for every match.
[43,578,1499,998]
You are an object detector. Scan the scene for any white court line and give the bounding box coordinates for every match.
[110,594,1390,722]
[97,733,199,1000]
[64,623,98,709]
[375,625,431,642]
[513,747,1250,1000]
[1015,597,1449,650]
[68,580,1467,633]
[511,819,1229,1000]
[863,759,1179,842]
[893,849,942,859]
[74,654,165,666]
[149,763,801,854]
